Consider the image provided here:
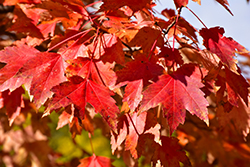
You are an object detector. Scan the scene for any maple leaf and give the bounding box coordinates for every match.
[215,0,233,15]
[66,57,117,88]
[116,53,163,86]
[100,34,125,65]
[110,114,128,154]
[174,0,189,9]
[46,76,119,130]
[57,110,74,130]
[0,45,66,108]
[125,112,147,159]
[8,5,43,38]
[0,44,38,91]
[99,0,152,13]
[217,97,250,138]
[0,87,24,125]
[140,64,209,133]
[152,136,191,167]
[180,48,220,71]
[58,32,92,60]
[3,0,41,5]
[200,27,249,73]
[224,67,250,106]
[159,47,184,66]
[35,1,70,19]
[16,52,66,108]
[85,34,125,63]
[78,154,114,167]
[123,79,143,112]
[128,27,164,53]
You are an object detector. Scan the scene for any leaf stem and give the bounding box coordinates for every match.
[148,18,176,61]
[86,28,100,79]
[127,113,140,136]
[88,132,95,154]
[93,61,106,86]
[47,28,89,52]
[172,7,182,51]
[185,6,208,29]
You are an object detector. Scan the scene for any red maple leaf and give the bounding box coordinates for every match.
[152,136,191,167]
[159,47,184,67]
[78,154,114,167]
[0,87,24,125]
[215,0,233,15]
[200,27,249,73]
[46,76,119,130]
[174,0,189,9]
[100,34,125,65]
[116,54,163,86]
[128,27,164,53]
[140,64,209,133]
[99,0,152,13]
[66,57,117,88]
[8,5,43,38]
[0,45,66,109]
[0,45,38,91]
[3,0,41,5]
[16,52,66,108]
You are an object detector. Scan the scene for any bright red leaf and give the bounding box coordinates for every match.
[0,44,38,91]
[116,54,163,86]
[141,64,209,133]
[100,34,125,65]
[0,87,24,125]
[16,52,66,108]
[78,154,114,167]
[46,76,119,130]
[66,57,117,88]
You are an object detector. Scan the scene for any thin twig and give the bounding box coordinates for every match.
[127,113,140,136]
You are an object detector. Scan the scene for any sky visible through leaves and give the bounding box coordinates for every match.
[155,0,250,50]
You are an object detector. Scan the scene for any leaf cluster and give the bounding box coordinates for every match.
[1,0,250,166]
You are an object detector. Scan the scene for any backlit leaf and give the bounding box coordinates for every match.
[0,44,38,91]
[47,77,119,130]
[17,52,66,108]
[141,64,209,133]
[200,27,249,73]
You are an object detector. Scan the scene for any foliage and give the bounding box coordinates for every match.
[0,0,250,166]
